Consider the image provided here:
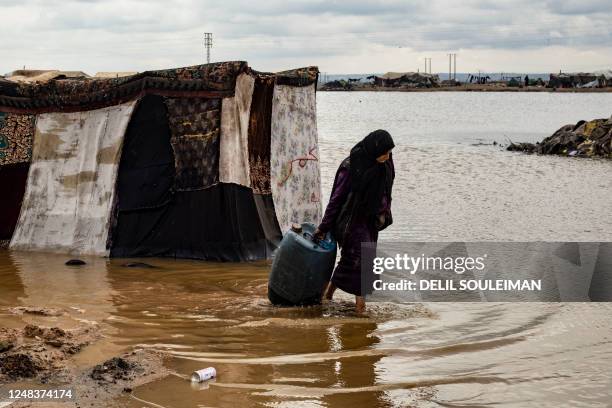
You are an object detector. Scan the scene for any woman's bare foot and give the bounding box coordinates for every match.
[355,296,366,314]
[322,282,337,301]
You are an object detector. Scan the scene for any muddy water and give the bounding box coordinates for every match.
[1,251,612,407]
[318,92,612,241]
[1,92,612,407]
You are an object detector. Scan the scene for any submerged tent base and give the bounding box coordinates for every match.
[0,162,29,241]
[108,94,282,262]
[110,183,277,262]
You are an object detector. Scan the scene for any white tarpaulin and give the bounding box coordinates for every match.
[10,101,136,255]
[270,83,322,233]
[219,73,255,187]
[593,69,612,80]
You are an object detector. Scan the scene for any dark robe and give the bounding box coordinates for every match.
[318,158,393,296]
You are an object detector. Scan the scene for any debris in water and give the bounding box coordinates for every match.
[191,367,216,382]
[90,357,143,384]
[9,306,64,316]
[122,262,158,268]
[507,115,612,158]
[65,259,86,266]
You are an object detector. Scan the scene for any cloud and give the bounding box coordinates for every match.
[0,0,611,74]
[544,0,612,15]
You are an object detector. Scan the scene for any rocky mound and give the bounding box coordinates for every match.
[90,357,143,384]
[0,324,95,381]
[1,322,168,407]
[507,116,612,158]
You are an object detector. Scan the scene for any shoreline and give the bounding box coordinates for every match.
[319,86,612,93]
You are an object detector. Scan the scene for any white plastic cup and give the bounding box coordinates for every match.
[190,367,216,382]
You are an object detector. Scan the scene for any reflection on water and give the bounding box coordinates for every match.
[1,92,611,407]
[5,251,115,320]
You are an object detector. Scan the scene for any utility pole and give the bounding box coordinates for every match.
[447,53,457,82]
[204,33,213,64]
[424,58,432,74]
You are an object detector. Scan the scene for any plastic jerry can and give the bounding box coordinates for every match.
[268,222,337,306]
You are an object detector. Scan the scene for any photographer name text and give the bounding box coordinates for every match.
[373,279,542,291]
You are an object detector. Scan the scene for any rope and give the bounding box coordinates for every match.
[277,146,318,186]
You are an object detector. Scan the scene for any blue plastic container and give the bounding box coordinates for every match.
[268,222,337,306]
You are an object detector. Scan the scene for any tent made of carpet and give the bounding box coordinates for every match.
[0,61,321,261]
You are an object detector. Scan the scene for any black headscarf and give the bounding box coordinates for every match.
[349,129,395,224]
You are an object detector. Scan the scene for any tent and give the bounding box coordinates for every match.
[370,72,440,88]
[548,72,609,88]
[0,62,322,261]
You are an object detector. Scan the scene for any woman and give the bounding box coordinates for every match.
[314,129,395,313]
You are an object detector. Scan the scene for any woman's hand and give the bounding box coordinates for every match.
[313,228,325,241]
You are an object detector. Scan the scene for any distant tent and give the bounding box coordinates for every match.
[6,69,90,82]
[94,72,138,79]
[372,72,440,88]
[548,71,608,88]
[0,62,322,260]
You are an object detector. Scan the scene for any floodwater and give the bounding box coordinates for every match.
[1,92,612,407]
[318,92,612,241]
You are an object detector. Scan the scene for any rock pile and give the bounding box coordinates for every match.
[507,116,612,158]
[90,357,143,384]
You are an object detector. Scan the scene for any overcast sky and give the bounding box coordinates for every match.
[1,0,611,75]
